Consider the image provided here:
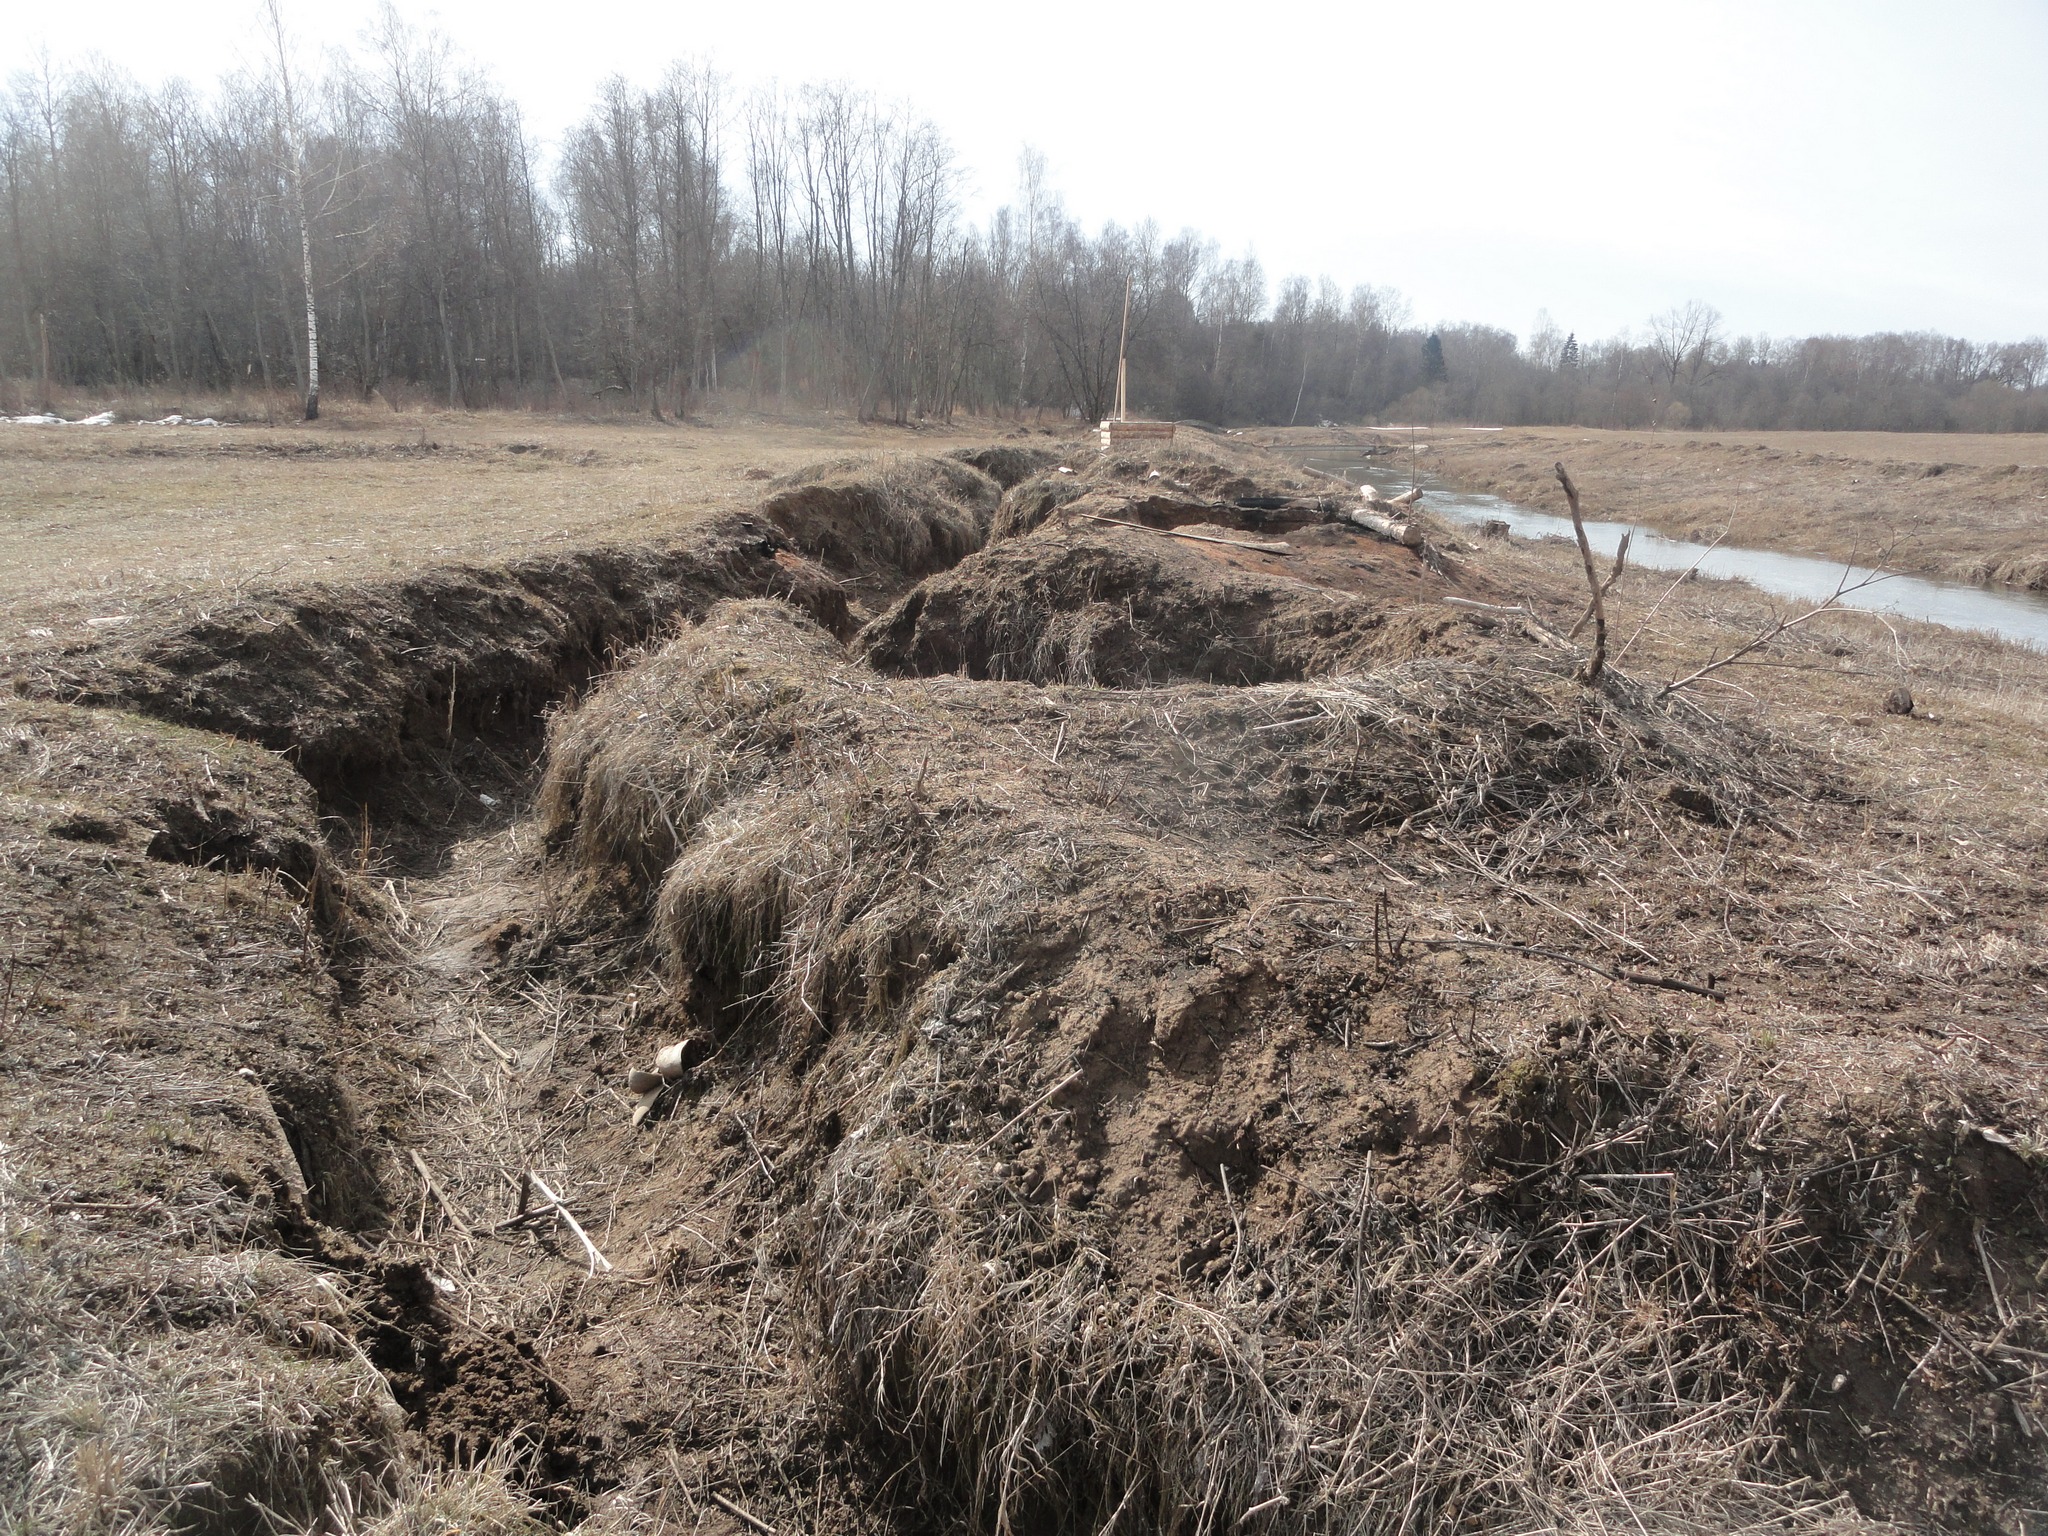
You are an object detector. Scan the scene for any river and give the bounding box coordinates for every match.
[1287,449,2048,652]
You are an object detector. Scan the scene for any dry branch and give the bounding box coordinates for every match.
[1659,557,1895,698]
[1422,934,1727,1001]
[1080,513,1292,555]
[1570,530,1631,639]
[409,1150,473,1237]
[1345,509,1425,547]
[710,1491,778,1534]
[1615,531,1725,664]
[1555,462,1607,683]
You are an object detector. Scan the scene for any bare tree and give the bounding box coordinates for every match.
[1647,300,1721,410]
[263,0,319,419]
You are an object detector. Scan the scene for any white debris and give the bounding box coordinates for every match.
[4,410,117,426]
[1055,465,1074,475]
[84,615,133,629]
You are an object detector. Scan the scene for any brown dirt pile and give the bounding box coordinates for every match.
[527,580,2047,1533]
[857,517,1493,686]
[989,436,1342,542]
[0,696,409,1532]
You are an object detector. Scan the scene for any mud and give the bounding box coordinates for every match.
[3,436,2044,1536]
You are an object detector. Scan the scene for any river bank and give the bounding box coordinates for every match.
[1261,424,2048,593]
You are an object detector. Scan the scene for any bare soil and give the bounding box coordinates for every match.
[3,416,2044,1536]
[1262,425,2048,591]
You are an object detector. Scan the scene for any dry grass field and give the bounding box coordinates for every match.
[3,410,2045,1536]
[0,407,990,655]
[1262,425,2048,591]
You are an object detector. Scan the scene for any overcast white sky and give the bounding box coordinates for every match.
[10,0,2046,345]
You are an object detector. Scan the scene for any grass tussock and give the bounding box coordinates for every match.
[0,1155,405,1536]
[760,454,1002,584]
[809,1030,1900,1536]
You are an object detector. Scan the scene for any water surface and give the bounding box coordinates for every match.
[1288,449,2048,652]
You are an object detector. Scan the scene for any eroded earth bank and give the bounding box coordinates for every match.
[4,434,2045,1536]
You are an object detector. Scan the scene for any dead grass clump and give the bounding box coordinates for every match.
[537,602,856,905]
[760,454,1001,586]
[1950,552,2048,591]
[0,1158,407,1536]
[948,443,1068,488]
[806,1025,1913,1536]
[859,524,1483,686]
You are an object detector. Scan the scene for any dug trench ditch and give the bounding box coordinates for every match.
[2,435,2044,1535]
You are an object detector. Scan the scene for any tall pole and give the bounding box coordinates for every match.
[1114,272,1132,422]
[266,0,319,421]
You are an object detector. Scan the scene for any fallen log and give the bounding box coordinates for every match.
[1344,509,1424,547]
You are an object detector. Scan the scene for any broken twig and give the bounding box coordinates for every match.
[710,1491,777,1535]
[1422,934,1726,1001]
[409,1150,473,1237]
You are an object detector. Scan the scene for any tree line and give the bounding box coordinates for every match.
[5,24,2045,431]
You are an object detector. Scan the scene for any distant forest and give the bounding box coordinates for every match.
[5,20,2046,431]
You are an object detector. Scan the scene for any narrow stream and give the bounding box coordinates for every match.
[1289,449,2048,652]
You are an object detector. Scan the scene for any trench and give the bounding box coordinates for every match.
[1292,449,2048,650]
[12,443,2046,1536]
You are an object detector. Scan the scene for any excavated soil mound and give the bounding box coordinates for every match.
[7,435,2046,1536]
[988,440,1340,542]
[529,589,2047,1534]
[857,517,1493,685]
[757,454,999,587]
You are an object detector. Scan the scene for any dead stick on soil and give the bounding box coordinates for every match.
[409,1151,473,1237]
[526,1171,614,1274]
[710,1492,777,1535]
[1422,933,1726,1001]
[1554,463,1606,683]
[1977,1222,2015,1330]
[1080,513,1293,556]
[470,1012,515,1066]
